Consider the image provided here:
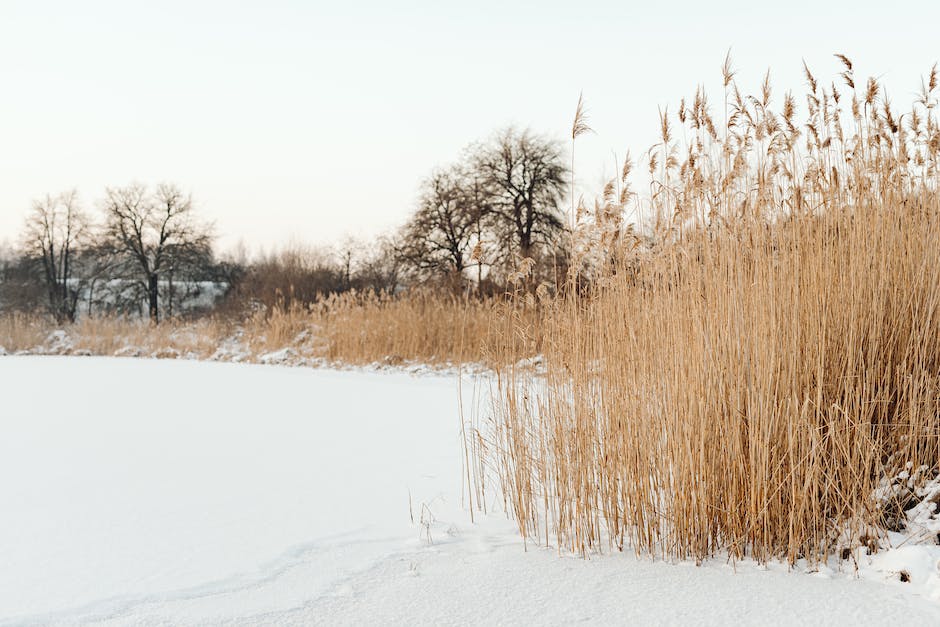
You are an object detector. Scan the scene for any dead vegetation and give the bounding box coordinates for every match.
[0,291,540,368]
[470,54,940,566]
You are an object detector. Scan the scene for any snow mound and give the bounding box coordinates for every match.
[113,345,144,358]
[43,329,73,354]
[257,347,299,365]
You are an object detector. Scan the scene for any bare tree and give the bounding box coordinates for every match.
[0,245,46,315]
[20,190,89,322]
[102,183,212,323]
[75,241,119,317]
[335,235,365,291]
[354,235,403,294]
[400,165,490,288]
[471,127,568,262]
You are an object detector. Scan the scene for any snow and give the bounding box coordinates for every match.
[2,356,940,625]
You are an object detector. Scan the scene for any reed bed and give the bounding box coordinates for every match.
[1,313,237,358]
[0,313,48,353]
[309,291,534,365]
[473,55,940,565]
[0,291,537,367]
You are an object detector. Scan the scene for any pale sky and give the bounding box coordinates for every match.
[2,0,939,253]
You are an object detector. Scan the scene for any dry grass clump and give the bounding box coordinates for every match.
[236,290,541,366]
[473,55,940,565]
[313,291,536,365]
[70,316,234,357]
[0,313,48,352]
[0,313,234,358]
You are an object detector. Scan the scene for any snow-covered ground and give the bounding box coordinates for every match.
[3,356,940,626]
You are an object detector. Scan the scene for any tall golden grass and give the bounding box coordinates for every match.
[308,291,535,365]
[473,55,940,565]
[0,291,538,367]
[0,313,235,358]
[0,313,48,353]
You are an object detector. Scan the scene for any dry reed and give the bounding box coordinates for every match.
[0,291,539,368]
[474,55,940,566]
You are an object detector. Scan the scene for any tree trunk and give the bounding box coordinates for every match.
[519,236,532,261]
[148,274,159,323]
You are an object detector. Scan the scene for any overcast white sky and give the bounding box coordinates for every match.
[1,0,939,252]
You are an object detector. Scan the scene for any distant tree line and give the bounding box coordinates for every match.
[1,183,221,323]
[0,125,571,323]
